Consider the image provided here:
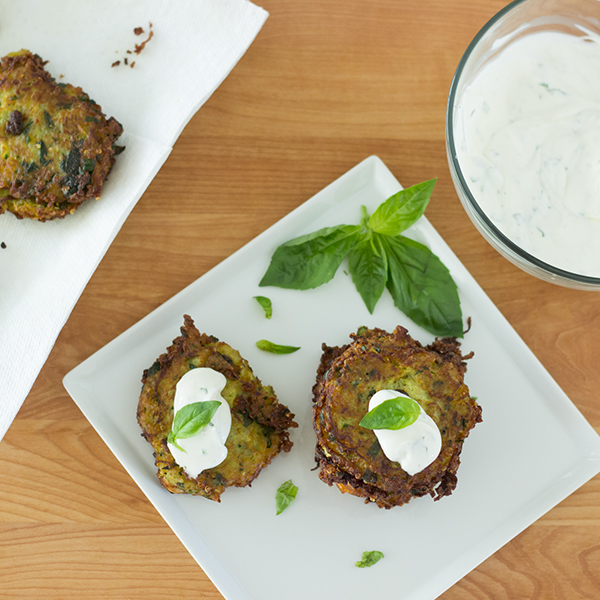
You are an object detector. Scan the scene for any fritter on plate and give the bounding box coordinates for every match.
[312,325,481,509]
[137,315,298,502]
[0,49,123,221]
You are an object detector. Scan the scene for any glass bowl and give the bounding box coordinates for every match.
[446,0,600,290]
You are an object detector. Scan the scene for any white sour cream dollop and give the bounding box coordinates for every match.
[368,390,442,476]
[167,367,232,478]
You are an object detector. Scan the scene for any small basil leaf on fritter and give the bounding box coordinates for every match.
[359,397,421,430]
[256,340,300,354]
[382,235,463,337]
[259,224,361,290]
[355,550,384,568]
[348,232,388,314]
[368,179,437,236]
[275,480,298,515]
[254,295,273,319]
[169,401,222,451]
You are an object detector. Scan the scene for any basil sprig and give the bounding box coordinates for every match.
[355,550,384,568]
[359,397,421,431]
[167,401,221,452]
[275,479,298,515]
[259,179,463,337]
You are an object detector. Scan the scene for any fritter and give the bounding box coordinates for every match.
[0,49,123,221]
[312,325,481,509]
[137,315,298,502]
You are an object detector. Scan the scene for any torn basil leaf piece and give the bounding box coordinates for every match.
[256,340,300,354]
[254,295,273,319]
[275,479,298,515]
[355,550,384,568]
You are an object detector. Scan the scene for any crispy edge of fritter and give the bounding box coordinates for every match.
[312,325,482,509]
[137,314,298,501]
[0,50,124,221]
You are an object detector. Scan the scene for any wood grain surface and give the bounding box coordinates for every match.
[1,1,599,598]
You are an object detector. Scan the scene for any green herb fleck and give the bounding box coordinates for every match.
[275,480,298,515]
[82,158,95,172]
[39,140,51,167]
[43,111,54,128]
[259,179,463,337]
[355,550,384,568]
[85,116,100,123]
[359,396,421,430]
[254,295,273,319]
[21,120,32,136]
[22,160,38,173]
[167,401,221,453]
[238,410,253,428]
[366,439,381,459]
[540,82,566,95]
[256,340,300,354]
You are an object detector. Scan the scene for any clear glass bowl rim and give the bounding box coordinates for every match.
[445,0,600,287]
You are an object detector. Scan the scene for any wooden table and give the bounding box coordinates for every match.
[1,1,599,598]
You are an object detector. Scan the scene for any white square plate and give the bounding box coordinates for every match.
[63,156,600,600]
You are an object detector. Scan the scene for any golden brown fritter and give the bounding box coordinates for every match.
[312,325,481,509]
[0,49,123,221]
[137,315,298,502]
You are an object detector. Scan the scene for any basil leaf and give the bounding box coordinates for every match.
[259,224,361,290]
[382,235,463,337]
[254,295,272,319]
[168,401,222,451]
[348,232,388,314]
[256,340,300,354]
[359,397,421,430]
[368,179,436,236]
[355,550,384,568]
[275,479,298,515]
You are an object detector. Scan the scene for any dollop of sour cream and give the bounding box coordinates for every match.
[454,28,600,276]
[167,367,232,478]
[368,390,442,476]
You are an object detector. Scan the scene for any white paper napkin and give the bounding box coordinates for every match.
[0,0,268,441]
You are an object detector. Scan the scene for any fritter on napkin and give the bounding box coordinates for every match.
[137,315,298,502]
[312,325,481,509]
[0,49,123,221]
